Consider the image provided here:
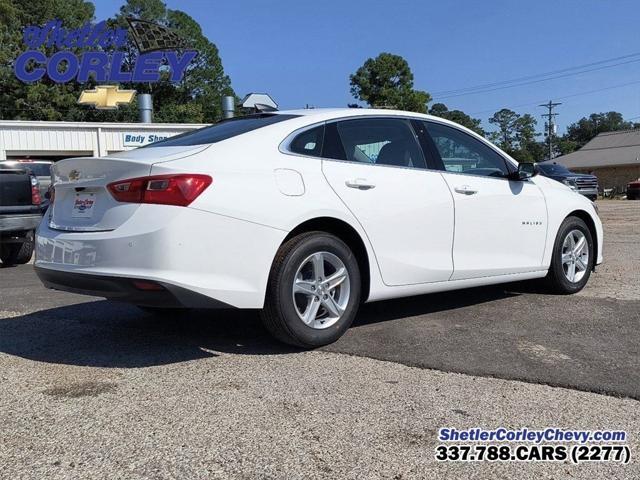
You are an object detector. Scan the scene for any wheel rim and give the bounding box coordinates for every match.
[561,229,589,283]
[292,251,350,329]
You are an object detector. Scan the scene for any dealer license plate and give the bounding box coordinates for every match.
[71,193,96,218]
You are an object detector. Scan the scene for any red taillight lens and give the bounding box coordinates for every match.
[30,176,41,205]
[107,174,212,207]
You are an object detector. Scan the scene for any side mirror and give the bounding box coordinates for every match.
[512,162,538,180]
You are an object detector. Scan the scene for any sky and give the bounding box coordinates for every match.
[94,0,640,133]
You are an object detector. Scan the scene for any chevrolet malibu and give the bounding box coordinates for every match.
[35,109,603,347]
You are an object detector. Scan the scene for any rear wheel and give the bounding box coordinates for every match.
[545,217,594,294]
[0,230,34,266]
[261,232,361,348]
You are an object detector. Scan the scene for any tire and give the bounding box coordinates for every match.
[261,231,361,348]
[0,230,34,266]
[545,216,594,294]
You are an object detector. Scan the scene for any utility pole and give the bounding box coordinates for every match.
[539,101,562,160]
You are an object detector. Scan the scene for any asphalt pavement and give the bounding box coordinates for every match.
[0,201,638,479]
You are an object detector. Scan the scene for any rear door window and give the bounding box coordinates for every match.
[324,118,426,169]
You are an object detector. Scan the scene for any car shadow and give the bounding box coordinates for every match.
[0,284,531,369]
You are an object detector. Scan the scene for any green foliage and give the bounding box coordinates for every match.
[563,112,635,151]
[0,0,96,120]
[350,53,431,113]
[0,0,234,123]
[429,103,484,136]
[488,108,541,162]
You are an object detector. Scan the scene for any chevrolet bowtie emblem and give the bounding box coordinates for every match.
[78,85,136,110]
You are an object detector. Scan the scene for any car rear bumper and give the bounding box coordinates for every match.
[35,266,233,308]
[35,204,287,308]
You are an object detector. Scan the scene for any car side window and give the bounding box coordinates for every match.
[423,121,510,177]
[288,125,324,157]
[324,118,426,169]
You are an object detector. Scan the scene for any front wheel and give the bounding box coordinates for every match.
[261,232,361,348]
[545,216,594,294]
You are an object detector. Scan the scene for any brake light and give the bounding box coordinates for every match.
[107,174,212,207]
[30,176,41,205]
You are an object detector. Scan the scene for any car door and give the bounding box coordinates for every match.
[421,120,547,280]
[321,117,454,286]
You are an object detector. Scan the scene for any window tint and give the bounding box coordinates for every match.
[537,163,571,175]
[424,122,510,177]
[289,125,324,157]
[0,162,51,176]
[326,118,426,169]
[146,114,299,147]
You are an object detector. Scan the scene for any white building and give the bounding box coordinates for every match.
[0,120,207,161]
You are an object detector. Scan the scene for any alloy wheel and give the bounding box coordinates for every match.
[292,251,350,329]
[561,229,589,283]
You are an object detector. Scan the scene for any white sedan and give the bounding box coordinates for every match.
[35,109,603,347]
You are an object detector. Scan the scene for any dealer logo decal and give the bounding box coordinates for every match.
[14,19,197,87]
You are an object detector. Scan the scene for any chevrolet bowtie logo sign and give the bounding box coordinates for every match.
[78,85,136,110]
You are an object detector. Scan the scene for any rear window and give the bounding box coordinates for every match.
[0,162,51,176]
[146,114,299,147]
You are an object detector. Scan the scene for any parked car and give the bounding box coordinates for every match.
[0,166,42,265]
[0,159,53,200]
[627,179,640,200]
[34,109,603,347]
[536,161,599,201]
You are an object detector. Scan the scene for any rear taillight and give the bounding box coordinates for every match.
[30,176,41,205]
[107,174,212,207]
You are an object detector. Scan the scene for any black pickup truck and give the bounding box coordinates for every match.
[536,161,599,201]
[0,167,44,265]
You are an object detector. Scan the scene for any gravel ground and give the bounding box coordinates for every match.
[0,201,638,479]
[1,350,639,479]
[578,201,639,301]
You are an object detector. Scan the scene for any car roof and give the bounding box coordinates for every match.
[274,107,432,120]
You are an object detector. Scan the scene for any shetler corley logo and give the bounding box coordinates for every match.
[14,19,196,84]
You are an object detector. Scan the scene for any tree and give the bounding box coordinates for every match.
[429,103,484,136]
[489,109,542,162]
[563,112,634,150]
[0,0,234,123]
[488,108,519,153]
[350,53,431,113]
[0,0,96,121]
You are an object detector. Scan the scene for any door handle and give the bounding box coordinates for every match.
[454,185,478,195]
[345,178,376,190]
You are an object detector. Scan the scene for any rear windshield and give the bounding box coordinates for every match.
[538,163,571,175]
[146,114,299,147]
[0,162,52,176]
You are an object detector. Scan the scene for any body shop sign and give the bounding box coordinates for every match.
[15,19,196,84]
[123,133,168,147]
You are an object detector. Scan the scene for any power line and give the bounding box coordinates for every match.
[431,51,640,97]
[468,79,640,116]
[432,58,640,100]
